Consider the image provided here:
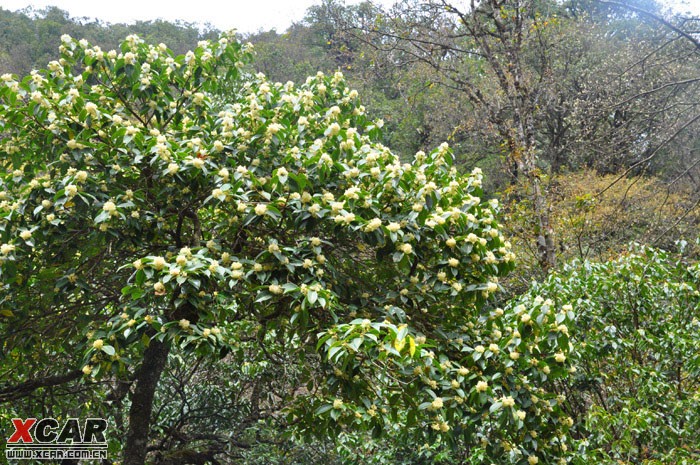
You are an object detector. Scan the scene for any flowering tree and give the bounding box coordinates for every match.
[0,33,574,464]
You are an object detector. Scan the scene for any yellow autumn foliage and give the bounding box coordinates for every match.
[503,170,700,276]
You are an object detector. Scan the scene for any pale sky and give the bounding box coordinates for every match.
[0,0,382,33]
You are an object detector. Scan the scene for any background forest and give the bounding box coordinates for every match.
[0,0,699,464]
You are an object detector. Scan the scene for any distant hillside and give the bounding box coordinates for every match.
[0,6,219,75]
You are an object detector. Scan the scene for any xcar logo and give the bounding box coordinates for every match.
[5,418,108,461]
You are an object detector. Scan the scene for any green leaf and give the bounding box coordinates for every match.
[315,404,332,415]
[94,210,110,224]
[328,345,343,361]
[348,337,363,352]
[307,290,318,305]
[134,269,145,286]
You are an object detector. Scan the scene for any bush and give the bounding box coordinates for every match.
[523,245,700,464]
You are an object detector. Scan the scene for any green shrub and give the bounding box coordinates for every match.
[524,245,700,464]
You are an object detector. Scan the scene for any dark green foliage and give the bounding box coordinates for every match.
[0,6,217,76]
[528,245,700,464]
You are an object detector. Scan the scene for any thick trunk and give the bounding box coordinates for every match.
[123,338,171,465]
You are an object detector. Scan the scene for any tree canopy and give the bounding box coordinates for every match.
[0,31,577,464]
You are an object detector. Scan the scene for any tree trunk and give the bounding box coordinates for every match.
[123,338,171,465]
[530,168,556,271]
[513,112,557,272]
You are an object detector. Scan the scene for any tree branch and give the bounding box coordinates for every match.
[0,370,83,404]
[599,1,700,51]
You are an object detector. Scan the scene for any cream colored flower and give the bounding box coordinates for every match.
[216,168,229,180]
[92,339,104,350]
[267,123,283,135]
[344,186,360,199]
[327,122,341,136]
[255,204,267,216]
[85,101,98,116]
[65,184,78,197]
[231,270,243,279]
[364,218,382,232]
[386,222,401,232]
[269,284,283,295]
[152,256,166,270]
